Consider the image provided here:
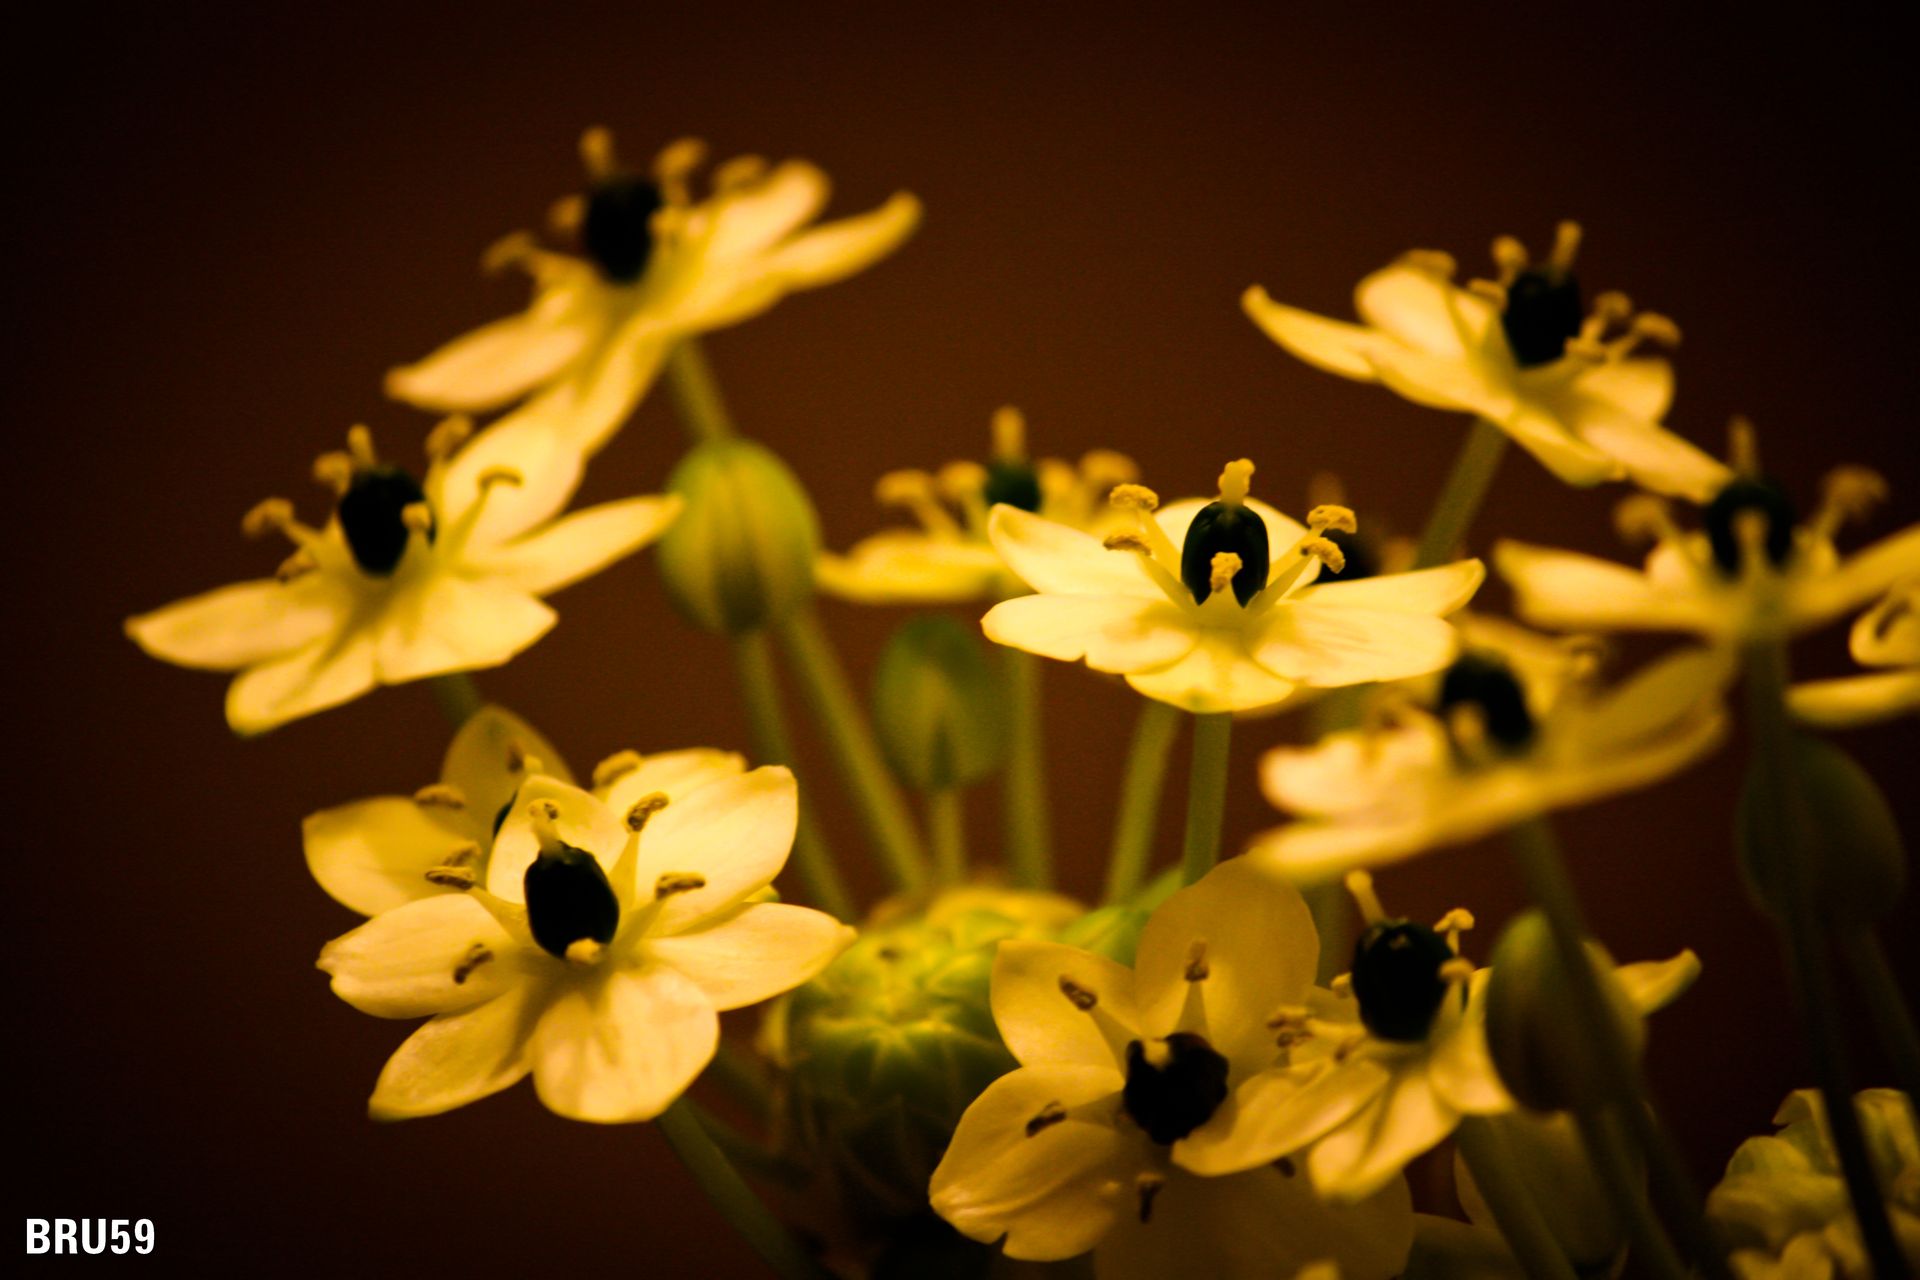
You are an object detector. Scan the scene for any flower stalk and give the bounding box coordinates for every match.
[928,787,967,885]
[665,336,738,443]
[1001,649,1054,888]
[1104,698,1182,902]
[1413,416,1509,568]
[1180,712,1233,884]
[1455,1116,1579,1280]
[1572,1107,1688,1280]
[428,672,484,728]
[1839,929,1920,1109]
[656,1097,831,1280]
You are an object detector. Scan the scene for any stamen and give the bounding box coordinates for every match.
[1135,1174,1165,1224]
[1345,870,1387,926]
[413,784,467,809]
[1104,533,1152,554]
[1435,909,1476,956]
[478,466,524,490]
[1025,1101,1068,1137]
[1184,941,1210,983]
[452,943,494,984]
[1400,249,1458,278]
[579,126,618,180]
[1490,234,1529,285]
[626,793,670,833]
[1301,536,1346,574]
[592,750,645,789]
[1209,551,1243,595]
[992,406,1027,461]
[312,452,354,496]
[1728,417,1760,476]
[876,469,961,537]
[1614,494,1683,548]
[401,502,434,534]
[654,872,706,899]
[424,865,477,891]
[1447,702,1492,761]
[1059,976,1099,1010]
[1439,957,1474,984]
[548,194,586,235]
[275,550,317,583]
[1110,483,1160,512]
[1549,220,1583,270]
[424,415,473,463]
[1733,509,1774,579]
[1467,279,1509,306]
[1307,504,1358,535]
[935,460,987,504]
[1811,466,1888,542]
[652,137,707,206]
[530,800,566,855]
[565,938,606,967]
[481,230,540,275]
[242,498,296,540]
[1217,459,1255,507]
[1079,450,1139,492]
[346,425,377,469]
[712,154,769,191]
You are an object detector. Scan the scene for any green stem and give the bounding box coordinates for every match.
[1840,928,1920,1109]
[664,336,737,442]
[1306,880,1352,986]
[776,608,930,895]
[1508,817,1730,1280]
[708,1040,774,1123]
[428,673,483,728]
[656,1098,827,1279]
[1573,1107,1688,1280]
[929,788,968,886]
[1745,641,1908,1279]
[1135,864,1181,912]
[1002,650,1053,889]
[730,633,854,921]
[686,1099,810,1190]
[1104,699,1182,903]
[1412,416,1509,568]
[1455,1117,1579,1280]
[1180,713,1233,885]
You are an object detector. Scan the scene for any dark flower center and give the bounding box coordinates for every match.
[1500,267,1584,368]
[1122,1033,1230,1145]
[338,466,430,576]
[524,844,620,959]
[583,176,664,283]
[1351,920,1455,1042]
[983,459,1043,513]
[1438,653,1535,751]
[1180,501,1270,606]
[1703,476,1796,576]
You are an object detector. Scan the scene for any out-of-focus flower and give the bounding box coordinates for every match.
[930,861,1413,1277]
[655,437,821,635]
[388,128,920,448]
[1708,1088,1920,1280]
[1245,223,1727,499]
[126,419,679,734]
[319,764,852,1123]
[1790,581,1920,728]
[1248,632,1731,879]
[816,408,1140,604]
[981,459,1482,713]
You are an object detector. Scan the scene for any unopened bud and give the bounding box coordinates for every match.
[1737,732,1906,926]
[1484,909,1644,1112]
[656,439,821,634]
[871,615,1008,791]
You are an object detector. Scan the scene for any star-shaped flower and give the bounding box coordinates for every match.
[929,859,1413,1276]
[1247,627,1731,879]
[319,762,853,1123]
[1790,581,1920,728]
[981,459,1484,713]
[817,407,1141,605]
[1244,223,1728,499]
[126,418,679,733]
[387,128,920,450]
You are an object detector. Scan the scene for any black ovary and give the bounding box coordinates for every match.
[1438,653,1535,751]
[1122,1033,1230,1145]
[1500,268,1583,368]
[1180,502,1270,606]
[339,467,430,576]
[583,177,664,283]
[1351,920,1455,1042]
[525,846,620,959]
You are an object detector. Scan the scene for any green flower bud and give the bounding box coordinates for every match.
[1455,1111,1632,1271]
[871,615,1008,791]
[1484,910,1644,1113]
[1737,732,1907,927]
[656,438,820,634]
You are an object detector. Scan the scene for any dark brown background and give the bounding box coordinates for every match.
[10,2,1916,1273]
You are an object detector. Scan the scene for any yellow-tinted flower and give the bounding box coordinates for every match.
[930,861,1413,1277]
[1790,581,1920,728]
[816,407,1140,604]
[319,763,852,1123]
[126,419,679,734]
[1248,626,1731,879]
[981,459,1483,713]
[1245,223,1727,499]
[388,128,920,448]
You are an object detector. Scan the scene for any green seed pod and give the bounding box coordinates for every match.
[1737,732,1907,927]
[656,438,820,634]
[871,615,1008,791]
[1484,910,1644,1113]
[1455,1111,1631,1271]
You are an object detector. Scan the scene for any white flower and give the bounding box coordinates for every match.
[387,129,920,450]
[981,459,1484,713]
[127,419,679,734]
[1248,629,1731,879]
[1244,223,1728,499]
[1790,582,1920,728]
[318,764,852,1123]
[929,860,1413,1278]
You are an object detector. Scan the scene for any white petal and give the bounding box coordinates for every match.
[1794,526,1920,633]
[1573,412,1731,502]
[1291,560,1484,616]
[1790,670,1920,729]
[303,796,481,916]
[1496,398,1625,489]
[368,981,544,1120]
[632,766,798,932]
[1355,262,1493,359]
[645,902,853,1011]
[488,776,629,900]
[1496,541,1713,633]
[992,939,1141,1072]
[1133,860,1317,1080]
[930,1064,1137,1261]
[1310,1072,1456,1202]
[530,963,719,1123]
[1242,286,1383,381]
[1615,950,1701,1014]
[225,627,378,735]
[1254,601,1460,687]
[699,161,831,262]
[1155,497,1309,574]
[385,266,605,412]
[126,576,350,671]
[475,494,681,596]
[982,593,1197,673]
[816,533,1012,604]
[1572,645,1735,753]
[1259,722,1446,820]
[599,748,747,816]
[1426,996,1512,1116]
[988,505,1167,598]
[754,191,922,289]
[319,894,518,1016]
[1852,585,1920,666]
[440,704,577,828]
[1123,631,1299,713]
[1362,341,1502,415]
[1572,356,1674,422]
[372,573,556,684]
[1179,1060,1391,1176]
[435,412,592,548]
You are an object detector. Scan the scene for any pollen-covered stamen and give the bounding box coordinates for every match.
[423,415,473,465]
[936,461,990,531]
[625,793,670,833]
[1704,475,1797,576]
[1122,1033,1231,1145]
[1266,528,1347,599]
[1181,461,1270,606]
[653,872,706,899]
[413,784,467,809]
[312,451,354,497]
[275,550,318,583]
[425,842,483,891]
[1438,652,1536,752]
[1059,975,1099,1010]
[1025,1101,1068,1137]
[523,800,621,961]
[401,502,433,536]
[452,942,494,985]
[1209,551,1243,597]
[713,153,769,192]
[1808,466,1888,546]
[565,939,607,967]
[346,425,377,469]
[1307,504,1358,536]
[652,136,707,208]
[1104,533,1152,555]
[592,750,645,789]
[1185,940,1210,982]
[1135,1174,1166,1225]
[1110,483,1160,513]
[877,470,962,538]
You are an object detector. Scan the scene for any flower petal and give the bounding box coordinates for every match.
[530,963,718,1123]
[645,902,854,1011]
[930,1064,1137,1261]
[384,265,605,413]
[988,505,1166,599]
[1254,602,1460,687]
[372,574,556,685]
[435,410,593,547]
[476,494,681,596]
[1180,1059,1391,1176]
[1260,721,1447,820]
[816,533,1011,605]
[1573,356,1674,422]
[441,704,577,828]
[1291,560,1485,616]
[225,627,378,735]
[992,939,1140,1072]
[1496,398,1625,489]
[126,576,350,671]
[598,748,746,815]
[1852,585,1920,667]
[1123,631,1299,713]
[1242,286,1383,381]
[1794,525,1920,633]
[1572,411,1731,502]
[368,981,544,1120]
[982,593,1197,673]
[319,894,519,1017]
[1427,988,1512,1116]
[699,161,831,263]
[1615,950,1702,1015]
[304,796,481,916]
[1496,541,1712,633]
[1572,645,1735,752]
[632,765,798,931]
[488,775,629,900]
[1355,262,1492,359]
[754,191,922,290]
[1310,1072,1456,1202]
[1789,670,1920,729]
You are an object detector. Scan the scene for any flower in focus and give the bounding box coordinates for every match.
[929,860,1413,1278]
[1248,626,1731,879]
[1790,581,1920,728]
[1708,1088,1920,1279]
[126,419,679,733]
[1498,434,1919,645]
[319,762,852,1122]
[817,407,1141,604]
[387,128,921,448]
[1244,222,1728,499]
[981,459,1484,713]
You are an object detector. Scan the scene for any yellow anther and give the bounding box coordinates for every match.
[346,425,377,469]
[1592,291,1633,325]
[1345,870,1387,926]
[936,460,988,502]
[592,749,645,790]
[876,469,938,507]
[530,800,567,855]
[1819,465,1888,527]
[413,784,467,810]
[579,126,618,179]
[424,415,473,462]
[478,466,523,490]
[1110,482,1160,512]
[1185,940,1210,982]
[424,866,477,891]
[1079,450,1140,489]
[505,739,531,772]
[565,938,606,967]
[1400,249,1458,278]
[1491,234,1529,283]
[1330,973,1354,998]
[1614,494,1680,547]
[712,154,769,191]
[401,502,433,534]
[1025,1101,1068,1137]
[626,793,670,832]
[1307,504,1358,535]
[1301,537,1346,574]
[1631,312,1681,347]
[653,137,708,205]
[452,943,494,984]
[1439,956,1475,984]
[312,451,354,496]
[992,405,1027,462]
[1103,532,1151,554]
[1549,220,1583,270]
[482,230,539,275]
[1217,458,1255,506]
[1435,908,1477,935]
[1467,278,1509,307]
[1728,417,1761,476]
[275,551,317,583]
[547,194,586,235]
[1209,551,1244,594]
[1059,976,1099,1010]
[654,871,706,899]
